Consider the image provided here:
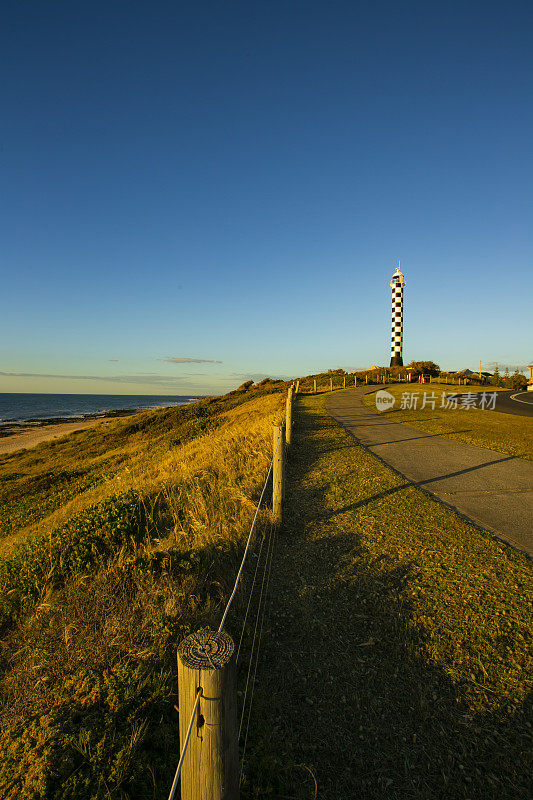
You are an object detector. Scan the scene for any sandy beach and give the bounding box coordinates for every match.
[0,418,115,455]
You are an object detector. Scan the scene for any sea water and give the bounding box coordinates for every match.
[0,393,203,425]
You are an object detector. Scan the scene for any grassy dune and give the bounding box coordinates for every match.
[362,383,533,460]
[0,389,284,800]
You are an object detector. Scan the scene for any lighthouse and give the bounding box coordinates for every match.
[390,262,406,367]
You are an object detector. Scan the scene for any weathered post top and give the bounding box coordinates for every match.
[177,630,239,800]
[178,631,234,670]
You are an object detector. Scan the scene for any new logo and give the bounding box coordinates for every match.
[375,390,395,411]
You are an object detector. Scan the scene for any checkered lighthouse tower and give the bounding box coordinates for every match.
[390,262,406,367]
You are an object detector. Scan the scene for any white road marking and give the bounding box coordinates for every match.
[510,392,533,405]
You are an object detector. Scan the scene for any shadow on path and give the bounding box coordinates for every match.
[368,430,473,446]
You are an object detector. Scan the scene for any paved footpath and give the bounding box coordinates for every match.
[326,387,533,556]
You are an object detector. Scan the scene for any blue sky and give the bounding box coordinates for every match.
[1,0,532,394]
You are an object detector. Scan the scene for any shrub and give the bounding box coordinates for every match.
[507,370,527,391]
[0,491,146,629]
[406,360,441,377]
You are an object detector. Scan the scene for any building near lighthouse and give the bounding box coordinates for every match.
[390,262,406,367]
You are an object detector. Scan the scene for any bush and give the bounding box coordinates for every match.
[0,491,146,629]
[407,361,441,377]
[507,370,527,391]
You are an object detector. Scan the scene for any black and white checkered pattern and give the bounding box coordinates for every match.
[389,266,405,365]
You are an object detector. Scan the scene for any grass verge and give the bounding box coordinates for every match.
[362,383,533,460]
[242,393,532,799]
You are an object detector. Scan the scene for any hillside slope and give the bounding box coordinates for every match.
[0,389,284,799]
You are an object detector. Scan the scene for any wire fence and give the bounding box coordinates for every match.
[167,419,287,800]
[238,517,278,786]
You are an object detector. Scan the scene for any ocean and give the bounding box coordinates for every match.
[0,393,204,426]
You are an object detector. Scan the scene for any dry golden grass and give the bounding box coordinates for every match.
[147,392,284,548]
[2,393,284,557]
[0,390,285,800]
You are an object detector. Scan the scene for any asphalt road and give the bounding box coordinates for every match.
[447,389,533,417]
[326,388,533,557]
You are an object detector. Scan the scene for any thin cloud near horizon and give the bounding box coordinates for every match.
[0,370,209,388]
[164,356,222,364]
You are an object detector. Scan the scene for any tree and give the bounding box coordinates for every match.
[508,369,527,391]
[491,367,502,387]
[407,361,440,377]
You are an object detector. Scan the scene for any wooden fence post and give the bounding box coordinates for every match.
[285,388,293,447]
[295,380,300,394]
[330,377,333,392]
[343,376,346,389]
[354,375,357,387]
[177,631,239,800]
[313,379,317,394]
[272,423,285,526]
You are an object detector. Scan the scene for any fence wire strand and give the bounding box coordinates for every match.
[166,688,202,800]
[235,524,268,665]
[239,518,278,786]
[238,520,274,739]
[217,431,281,633]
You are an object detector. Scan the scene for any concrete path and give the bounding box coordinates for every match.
[325,388,533,556]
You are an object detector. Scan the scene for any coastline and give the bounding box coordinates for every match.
[0,412,136,456]
[0,394,203,433]
[0,397,203,456]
